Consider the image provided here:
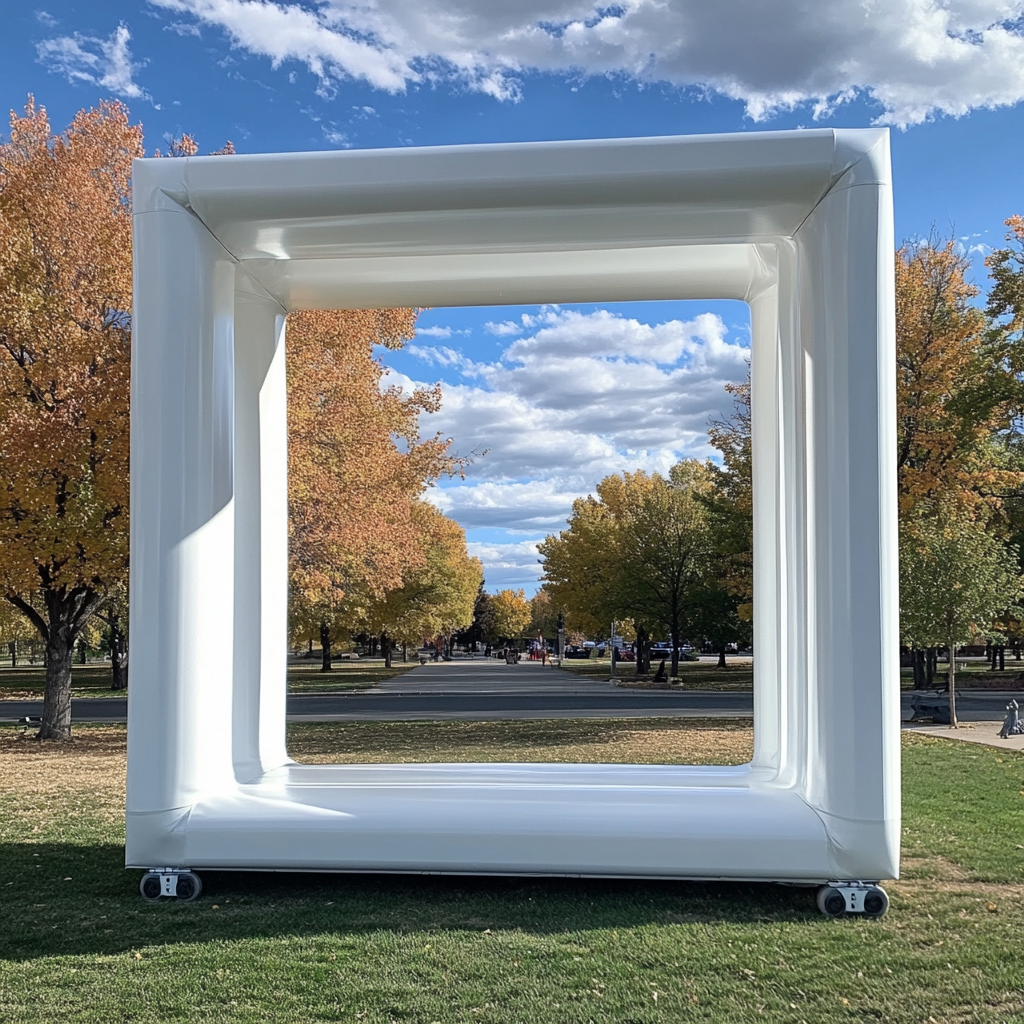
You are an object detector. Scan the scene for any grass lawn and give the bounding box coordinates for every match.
[559,658,754,691]
[0,660,416,699]
[898,659,1024,690]
[288,718,753,766]
[1,723,1023,1023]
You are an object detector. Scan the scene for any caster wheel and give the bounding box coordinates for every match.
[175,871,202,901]
[817,886,847,918]
[863,886,889,918]
[140,873,162,902]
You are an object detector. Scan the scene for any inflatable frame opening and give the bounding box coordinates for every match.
[128,129,900,881]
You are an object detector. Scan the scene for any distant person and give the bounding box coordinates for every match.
[541,647,548,666]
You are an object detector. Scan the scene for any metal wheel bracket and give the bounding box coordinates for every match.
[140,868,202,901]
[817,882,889,918]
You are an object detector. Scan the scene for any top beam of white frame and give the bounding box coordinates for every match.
[128,129,899,884]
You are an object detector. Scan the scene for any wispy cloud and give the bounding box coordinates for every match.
[37,22,151,102]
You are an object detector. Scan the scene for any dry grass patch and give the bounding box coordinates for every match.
[287,717,754,766]
[0,725,126,835]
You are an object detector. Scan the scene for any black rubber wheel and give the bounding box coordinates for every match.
[175,871,202,901]
[140,873,163,902]
[863,887,889,918]
[817,887,847,918]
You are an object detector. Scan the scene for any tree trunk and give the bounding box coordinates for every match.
[402,643,407,663]
[635,624,648,676]
[382,632,392,669]
[926,647,936,688]
[41,625,74,740]
[109,616,127,691]
[78,638,87,664]
[947,644,958,727]
[320,621,333,672]
[912,648,924,689]
[670,627,680,678]
[9,640,15,668]
[717,642,727,669]
[999,645,1006,671]
[8,587,103,741]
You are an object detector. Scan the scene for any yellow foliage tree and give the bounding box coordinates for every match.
[896,239,1020,513]
[361,501,482,664]
[286,308,461,669]
[0,98,141,738]
[488,588,532,645]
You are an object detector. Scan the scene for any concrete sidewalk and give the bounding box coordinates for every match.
[903,720,1024,751]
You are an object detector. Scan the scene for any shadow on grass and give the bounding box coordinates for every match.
[0,840,822,962]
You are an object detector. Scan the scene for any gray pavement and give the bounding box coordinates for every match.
[1,657,1020,726]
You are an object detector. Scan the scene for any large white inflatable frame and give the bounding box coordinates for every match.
[128,128,899,885]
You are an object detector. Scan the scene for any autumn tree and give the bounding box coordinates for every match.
[0,99,141,738]
[706,370,754,613]
[360,501,481,666]
[488,589,532,645]
[541,462,722,677]
[896,239,1021,514]
[286,308,459,670]
[92,581,128,690]
[900,501,1021,725]
[0,600,35,667]
[528,587,559,640]
[453,582,493,652]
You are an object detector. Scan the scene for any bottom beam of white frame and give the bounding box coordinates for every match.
[126,762,878,883]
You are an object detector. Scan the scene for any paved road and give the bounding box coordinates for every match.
[0,661,1017,723]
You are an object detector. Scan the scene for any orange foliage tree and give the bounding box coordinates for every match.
[896,239,1021,514]
[0,98,141,739]
[359,500,482,665]
[286,308,460,669]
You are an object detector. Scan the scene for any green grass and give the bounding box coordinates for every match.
[900,659,1024,690]
[1,725,1023,1023]
[0,664,116,698]
[560,658,754,691]
[0,660,416,699]
[285,659,416,693]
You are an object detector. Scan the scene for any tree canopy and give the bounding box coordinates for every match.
[0,98,141,737]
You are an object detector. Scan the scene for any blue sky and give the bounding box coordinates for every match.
[6,1,1024,591]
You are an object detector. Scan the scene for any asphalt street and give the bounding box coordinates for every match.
[0,658,1017,723]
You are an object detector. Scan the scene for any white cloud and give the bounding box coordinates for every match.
[428,480,591,531]
[414,326,453,339]
[465,539,544,589]
[148,0,1024,126]
[485,319,526,336]
[384,303,748,590]
[166,21,202,37]
[321,124,349,145]
[35,10,58,28]
[37,23,151,101]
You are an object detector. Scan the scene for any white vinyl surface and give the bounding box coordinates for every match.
[128,129,899,882]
